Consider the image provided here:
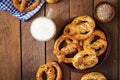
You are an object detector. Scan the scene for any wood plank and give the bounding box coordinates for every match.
[45,0,70,80]
[21,7,45,80]
[94,0,119,80]
[118,0,120,80]
[70,0,93,80]
[70,0,93,18]
[0,11,21,80]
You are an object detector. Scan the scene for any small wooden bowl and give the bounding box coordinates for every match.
[94,1,115,23]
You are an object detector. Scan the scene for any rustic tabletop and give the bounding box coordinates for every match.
[0,0,119,80]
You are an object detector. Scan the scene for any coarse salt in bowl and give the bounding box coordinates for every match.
[30,17,56,41]
[94,1,115,23]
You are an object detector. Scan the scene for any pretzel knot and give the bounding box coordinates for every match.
[54,34,81,63]
[83,30,107,56]
[36,61,62,80]
[81,72,107,80]
[12,0,41,12]
[72,50,98,70]
[64,16,95,40]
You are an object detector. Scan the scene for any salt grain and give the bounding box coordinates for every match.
[96,3,113,21]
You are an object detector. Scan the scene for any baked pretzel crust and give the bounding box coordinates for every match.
[81,72,107,80]
[46,0,59,3]
[64,16,95,40]
[72,50,98,70]
[12,0,41,12]
[84,30,107,56]
[36,61,62,80]
[54,34,81,63]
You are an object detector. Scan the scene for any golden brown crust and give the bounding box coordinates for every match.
[64,16,95,40]
[48,61,62,80]
[46,0,59,3]
[72,50,98,70]
[36,64,55,80]
[54,15,108,71]
[54,34,81,63]
[81,72,107,80]
[36,61,62,80]
[12,0,41,12]
[83,30,107,56]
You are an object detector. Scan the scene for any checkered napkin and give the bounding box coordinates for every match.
[0,0,45,22]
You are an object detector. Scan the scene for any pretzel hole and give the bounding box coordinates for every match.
[67,39,73,42]
[23,0,35,7]
[18,1,21,4]
[83,54,89,58]
[77,21,87,25]
[42,71,47,80]
[66,29,70,33]
[65,49,78,58]
[80,31,89,34]
[95,47,102,52]
[28,0,34,6]
[91,36,100,44]
[59,40,67,50]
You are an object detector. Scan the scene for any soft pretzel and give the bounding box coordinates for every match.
[72,50,98,70]
[48,62,62,80]
[81,72,107,80]
[64,16,95,40]
[54,34,81,63]
[36,61,62,80]
[84,30,107,56]
[12,0,41,12]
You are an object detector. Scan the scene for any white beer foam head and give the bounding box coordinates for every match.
[30,17,56,41]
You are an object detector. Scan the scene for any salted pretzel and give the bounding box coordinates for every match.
[36,61,62,80]
[81,72,107,80]
[72,50,98,70]
[12,0,41,12]
[64,16,95,40]
[54,34,81,63]
[84,30,107,56]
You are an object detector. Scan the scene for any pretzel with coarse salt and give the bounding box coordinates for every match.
[64,16,95,40]
[54,34,81,63]
[36,61,62,80]
[12,0,41,12]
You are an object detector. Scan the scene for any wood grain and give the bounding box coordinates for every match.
[70,0,93,18]
[118,0,120,80]
[94,0,119,80]
[45,0,70,80]
[70,0,93,80]
[0,0,119,80]
[21,7,45,80]
[0,11,21,80]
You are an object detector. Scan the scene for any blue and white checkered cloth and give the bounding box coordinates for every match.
[0,0,45,22]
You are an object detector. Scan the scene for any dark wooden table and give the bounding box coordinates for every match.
[0,0,119,80]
